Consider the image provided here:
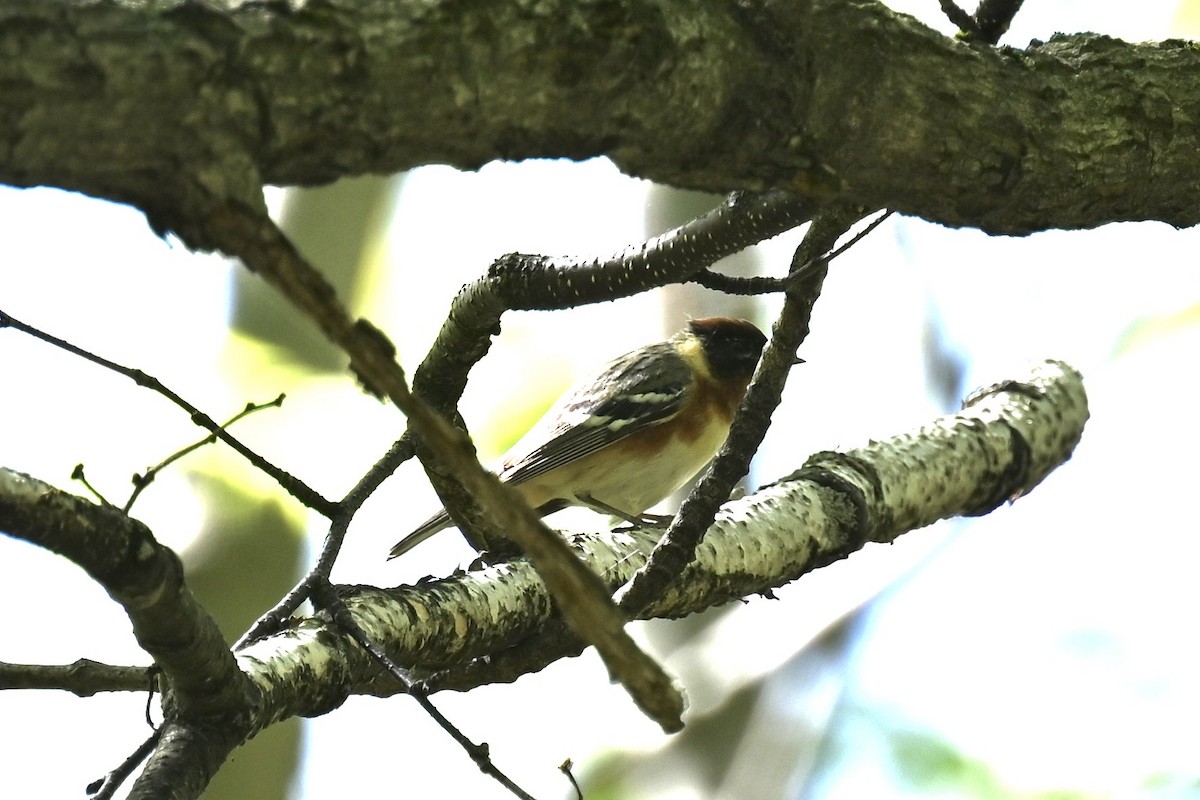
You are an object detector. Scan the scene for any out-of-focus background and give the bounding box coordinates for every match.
[4,2,1200,798]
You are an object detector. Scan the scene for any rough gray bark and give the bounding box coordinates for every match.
[2,0,1198,241]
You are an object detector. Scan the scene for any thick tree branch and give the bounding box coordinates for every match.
[384,358,1088,689]
[2,1,1198,237]
[250,360,1085,705]
[0,471,259,797]
[3,359,1084,740]
[131,721,243,800]
[0,472,254,717]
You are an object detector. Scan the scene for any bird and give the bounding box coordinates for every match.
[387,316,769,560]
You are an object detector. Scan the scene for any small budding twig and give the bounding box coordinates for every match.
[123,395,286,513]
[0,309,333,516]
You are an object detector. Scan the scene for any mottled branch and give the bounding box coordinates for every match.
[2,1,1198,238]
[244,360,1088,699]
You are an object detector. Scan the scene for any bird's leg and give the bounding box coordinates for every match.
[576,493,673,529]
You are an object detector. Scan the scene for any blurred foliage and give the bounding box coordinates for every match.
[1173,0,1200,35]
[889,723,1048,799]
[191,173,397,798]
[182,470,305,799]
[575,681,758,799]
[231,175,399,371]
[1112,301,1200,357]
[474,346,574,460]
[836,705,1199,799]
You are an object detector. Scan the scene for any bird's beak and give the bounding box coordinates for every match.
[793,356,806,366]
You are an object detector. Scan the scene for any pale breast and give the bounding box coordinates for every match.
[517,408,732,517]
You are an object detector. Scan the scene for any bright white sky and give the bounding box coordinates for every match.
[2,2,1200,799]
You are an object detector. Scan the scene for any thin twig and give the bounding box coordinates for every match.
[559,759,583,800]
[823,210,893,263]
[0,310,335,517]
[71,464,113,507]
[415,190,816,413]
[311,582,539,800]
[124,395,286,513]
[143,667,160,727]
[690,209,891,296]
[235,435,418,648]
[87,729,163,800]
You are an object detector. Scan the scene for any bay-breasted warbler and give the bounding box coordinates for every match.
[388,317,768,559]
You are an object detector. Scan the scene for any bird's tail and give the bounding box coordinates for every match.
[386,510,452,559]
[387,498,570,560]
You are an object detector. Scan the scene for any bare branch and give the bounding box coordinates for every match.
[939,0,978,36]
[312,582,538,800]
[236,434,420,648]
[88,730,162,800]
[0,310,333,516]
[414,191,815,411]
[972,0,1027,43]
[124,394,287,513]
[0,472,259,799]
[0,659,151,696]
